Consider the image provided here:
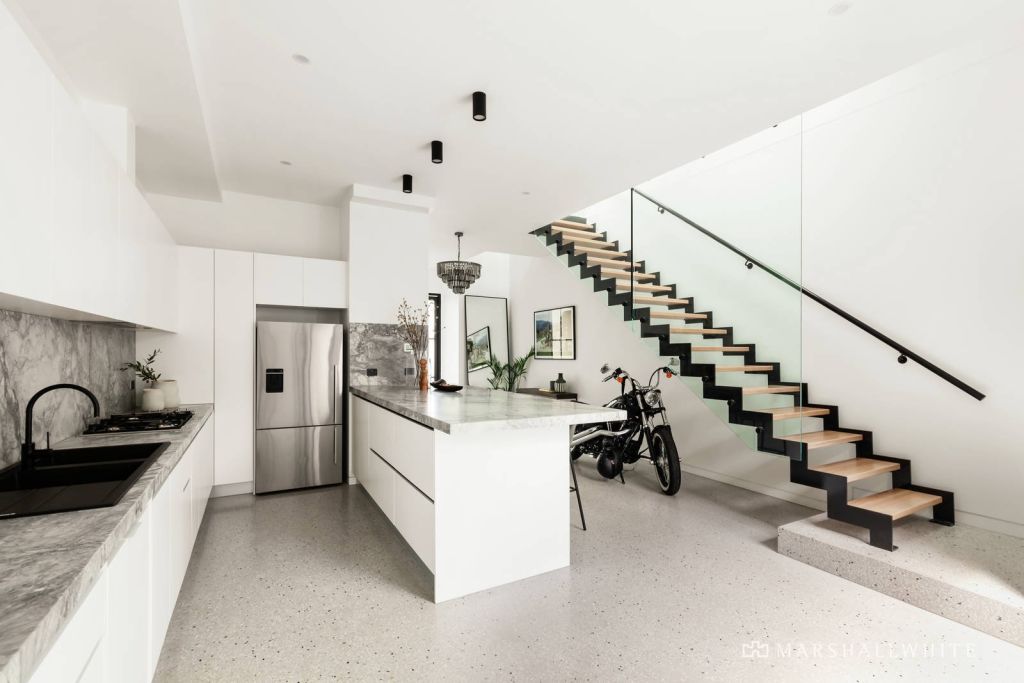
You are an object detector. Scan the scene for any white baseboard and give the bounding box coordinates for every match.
[211,481,253,498]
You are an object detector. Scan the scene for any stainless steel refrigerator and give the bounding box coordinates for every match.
[255,321,344,494]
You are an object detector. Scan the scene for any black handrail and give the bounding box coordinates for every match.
[631,188,985,401]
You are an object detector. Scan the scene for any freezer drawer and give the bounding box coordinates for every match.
[255,425,342,494]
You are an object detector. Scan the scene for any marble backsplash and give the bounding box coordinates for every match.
[0,309,135,468]
[347,323,419,388]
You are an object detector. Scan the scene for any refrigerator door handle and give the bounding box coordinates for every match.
[332,363,339,424]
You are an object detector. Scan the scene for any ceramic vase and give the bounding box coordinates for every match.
[142,387,165,412]
[157,379,180,409]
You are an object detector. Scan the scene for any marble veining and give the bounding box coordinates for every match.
[0,404,213,683]
[347,323,419,388]
[350,385,624,433]
[0,309,134,469]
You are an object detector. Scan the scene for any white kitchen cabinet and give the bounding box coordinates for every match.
[0,3,54,306]
[191,417,215,537]
[303,257,348,308]
[28,574,108,683]
[148,472,172,681]
[369,402,435,499]
[361,448,396,524]
[0,1,178,330]
[394,475,436,572]
[105,505,152,683]
[214,249,255,489]
[168,444,193,598]
[352,396,370,481]
[254,252,304,306]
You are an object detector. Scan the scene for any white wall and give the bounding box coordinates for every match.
[507,252,814,505]
[347,184,431,324]
[80,99,135,181]
[567,34,1024,536]
[147,190,345,260]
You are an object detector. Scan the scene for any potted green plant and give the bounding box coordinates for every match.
[484,348,536,391]
[122,349,165,411]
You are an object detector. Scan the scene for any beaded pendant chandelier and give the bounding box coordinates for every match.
[436,231,481,294]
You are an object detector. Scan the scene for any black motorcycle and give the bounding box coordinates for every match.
[570,364,681,495]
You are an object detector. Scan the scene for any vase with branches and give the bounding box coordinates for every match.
[396,299,430,390]
[121,348,162,384]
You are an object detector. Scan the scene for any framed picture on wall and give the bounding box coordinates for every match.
[466,326,492,371]
[534,306,575,360]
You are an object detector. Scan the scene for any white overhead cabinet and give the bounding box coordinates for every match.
[0,1,177,331]
[254,253,348,308]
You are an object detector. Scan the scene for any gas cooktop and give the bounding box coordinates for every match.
[83,410,193,435]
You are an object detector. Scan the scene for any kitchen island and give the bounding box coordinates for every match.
[350,386,623,602]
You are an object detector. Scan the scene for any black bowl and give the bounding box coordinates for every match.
[432,384,463,393]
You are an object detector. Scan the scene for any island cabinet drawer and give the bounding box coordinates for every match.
[367,404,435,499]
[394,473,435,572]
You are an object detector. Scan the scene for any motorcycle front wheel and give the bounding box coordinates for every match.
[650,425,681,495]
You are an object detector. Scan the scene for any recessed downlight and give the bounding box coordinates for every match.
[521,191,531,196]
[292,54,311,64]
[827,2,852,16]
[280,160,292,166]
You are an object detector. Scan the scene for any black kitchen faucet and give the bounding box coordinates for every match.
[21,383,100,464]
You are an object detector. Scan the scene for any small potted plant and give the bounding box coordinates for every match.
[122,349,165,411]
[395,300,430,390]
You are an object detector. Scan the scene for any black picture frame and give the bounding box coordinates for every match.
[533,305,576,360]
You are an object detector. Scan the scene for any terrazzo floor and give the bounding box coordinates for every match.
[155,464,1024,682]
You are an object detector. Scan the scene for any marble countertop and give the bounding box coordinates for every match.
[0,404,213,683]
[350,386,624,433]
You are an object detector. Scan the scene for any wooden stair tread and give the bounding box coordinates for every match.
[560,234,615,248]
[650,311,707,321]
[778,430,863,449]
[716,365,773,372]
[670,327,727,336]
[617,282,672,292]
[601,268,656,280]
[750,406,831,420]
[810,457,900,482]
[743,385,800,395]
[632,296,690,306]
[587,255,641,268]
[552,219,594,230]
[848,488,942,520]
[552,225,601,239]
[575,245,628,257]
[692,345,749,352]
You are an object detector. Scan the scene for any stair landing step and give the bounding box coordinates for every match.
[848,488,943,520]
[692,345,749,353]
[778,430,863,449]
[716,365,773,373]
[671,327,727,336]
[650,311,707,321]
[809,457,900,482]
[617,282,672,292]
[751,406,831,420]
[743,385,800,395]
[632,296,690,306]
[552,219,594,230]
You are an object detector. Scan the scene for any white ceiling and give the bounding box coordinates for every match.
[9,0,1024,255]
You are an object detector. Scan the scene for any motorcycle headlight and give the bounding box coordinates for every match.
[645,389,662,408]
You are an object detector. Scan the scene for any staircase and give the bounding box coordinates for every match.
[532,217,955,551]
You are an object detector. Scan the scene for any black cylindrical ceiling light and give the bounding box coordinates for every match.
[402,174,413,193]
[431,140,443,164]
[472,91,486,121]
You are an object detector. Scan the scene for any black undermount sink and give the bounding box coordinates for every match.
[0,442,169,519]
